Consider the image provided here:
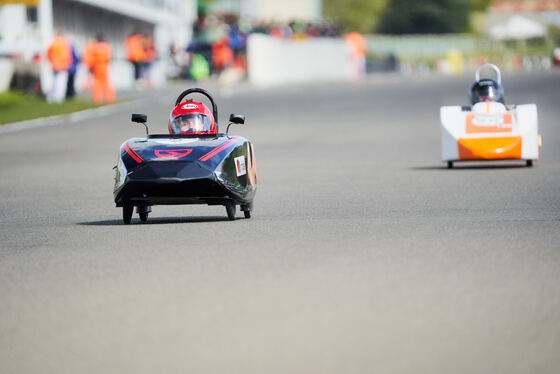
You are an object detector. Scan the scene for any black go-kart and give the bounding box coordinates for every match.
[113,88,257,224]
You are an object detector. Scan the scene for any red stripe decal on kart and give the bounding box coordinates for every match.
[155,148,192,159]
[124,142,143,163]
[199,137,242,162]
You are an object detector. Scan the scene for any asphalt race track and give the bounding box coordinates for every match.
[1,70,559,373]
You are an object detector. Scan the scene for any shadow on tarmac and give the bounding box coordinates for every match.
[78,216,234,226]
[411,163,531,171]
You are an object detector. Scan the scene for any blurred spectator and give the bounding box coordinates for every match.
[66,40,80,99]
[190,53,210,80]
[126,31,146,87]
[306,23,321,38]
[143,35,156,89]
[81,38,95,92]
[83,33,115,105]
[553,47,560,66]
[291,20,308,41]
[212,34,233,72]
[345,31,367,79]
[229,23,247,70]
[47,31,72,103]
[269,23,283,38]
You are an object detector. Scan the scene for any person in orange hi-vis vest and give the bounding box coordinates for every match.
[126,31,146,85]
[345,31,367,79]
[212,35,233,73]
[46,31,72,103]
[142,35,156,89]
[81,38,95,92]
[84,33,115,105]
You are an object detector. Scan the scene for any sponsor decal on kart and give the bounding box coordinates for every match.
[235,156,246,176]
[472,115,504,126]
[154,149,193,159]
[466,112,513,133]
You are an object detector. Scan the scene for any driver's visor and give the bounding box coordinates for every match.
[170,113,211,134]
[473,85,502,103]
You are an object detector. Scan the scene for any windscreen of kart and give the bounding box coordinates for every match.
[170,113,212,134]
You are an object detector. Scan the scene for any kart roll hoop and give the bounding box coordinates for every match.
[175,88,219,129]
[475,63,501,84]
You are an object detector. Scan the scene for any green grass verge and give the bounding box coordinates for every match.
[0,91,101,125]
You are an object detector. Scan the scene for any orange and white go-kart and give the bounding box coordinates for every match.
[440,64,541,168]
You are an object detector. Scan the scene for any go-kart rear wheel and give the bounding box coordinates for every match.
[226,203,236,220]
[123,204,133,224]
[447,161,453,169]
[526,160,533,167]
[138,206,149,222]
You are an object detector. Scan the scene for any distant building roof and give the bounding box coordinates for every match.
[490,0,560,13]
[489,14,547,39]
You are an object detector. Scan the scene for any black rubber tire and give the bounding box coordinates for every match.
[139,207,149,222]
[243,209,251,219]
[226,203,236,220]
[447,161,453,169]
[526,160,533,167]
[123,204,133,224]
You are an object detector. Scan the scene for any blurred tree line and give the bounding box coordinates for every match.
[323,0,491,34]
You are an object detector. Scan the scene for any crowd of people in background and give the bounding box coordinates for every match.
[44,30,159,105]
[43,16,357,103]
[46,31,116,105]
[173,16,344,81]
[35,12,560,104]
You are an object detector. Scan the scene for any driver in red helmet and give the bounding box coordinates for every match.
[176,113,205,133]
[168,100,217,134]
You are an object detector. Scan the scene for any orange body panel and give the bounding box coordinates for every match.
[458,136,522,160]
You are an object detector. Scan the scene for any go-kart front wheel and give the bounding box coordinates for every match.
[138,206,149,222]
[241,203,252,219]
[123,204,133,224]
[225,203,236,220]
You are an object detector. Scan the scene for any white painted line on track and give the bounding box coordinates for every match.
[0,114,69,134]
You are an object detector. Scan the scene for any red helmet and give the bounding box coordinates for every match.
[168,100,217,134]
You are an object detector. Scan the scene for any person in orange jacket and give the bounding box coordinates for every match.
[345,31,367,79]
[47,31,72,102]
[142,35,156,89]
[83,33,115,105]
[126,31,146,85]
[81,38,95,92]
[212,35,233,73]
